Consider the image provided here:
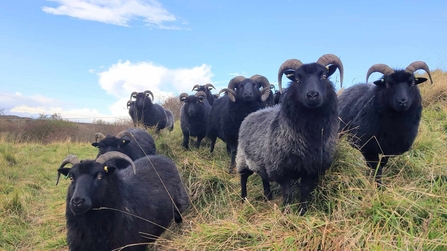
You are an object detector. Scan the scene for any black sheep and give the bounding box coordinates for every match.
[56,151,190,251]
[338,61,433,186]
[206,75,271,173]
[236,54,343,215]
[192,83,216,106]
[128,90,170,132]
[179,91,212,149]
[127,100,137,127]
[92,128,156,169]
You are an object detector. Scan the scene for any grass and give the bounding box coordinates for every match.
[1,71,447,250]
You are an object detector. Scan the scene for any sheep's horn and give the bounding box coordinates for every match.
[115,130,132,139]
[143,90,154,101]
[95,132,106,142]
[129,91,138,101]
[366,64,395,84]
[405,61,433,84]
[195,91,207,98]
[96,151,136,175]
[191,85,201,91]
[180,92,189,102]
[126,100,131,109]
[316,54,344,87]
[278,59,304,94]
[56,154,80,185]
[204,83,216,90]
[218,88,237,102]
[228,76,246,91]
[250,74,271,102]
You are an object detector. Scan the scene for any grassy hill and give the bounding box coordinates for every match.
[1,71,447,250]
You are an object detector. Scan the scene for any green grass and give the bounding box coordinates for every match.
[1,72,447,250]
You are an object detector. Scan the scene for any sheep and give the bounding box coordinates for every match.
[92,128,157,169]
[179,91,212,149]
[338,61,433,186]
[264,84,277,107]
[56,151,190,251]
[207,75,271,173]
[164,109,175,131]
[192,83,216,106]
[236,54,343,215]
[128,90,171,132]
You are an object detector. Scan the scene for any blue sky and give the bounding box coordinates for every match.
[1,0,446,122]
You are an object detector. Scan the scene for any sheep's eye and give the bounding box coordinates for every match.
[97,173,103,180]
[69,175,74,181]
[385,83,390,88]
[295,77,300,83]
[132,95,136,99]
[411,82,416,87]
[321,74,327,80]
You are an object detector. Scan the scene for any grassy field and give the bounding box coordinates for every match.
[1,71,447,250]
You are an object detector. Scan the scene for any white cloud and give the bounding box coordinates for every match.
[42,0,182,29]
[96,60,214,103]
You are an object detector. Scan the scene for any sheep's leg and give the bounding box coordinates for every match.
[240,168,253,202]
[364,153,388,188]
[182,132,190,150]
[209,136,217,153]
[279,181,292,206]
[299,174,319,216]
[229,144,237,174]
[174,210,183,223]
[262,179,272,201]
[195,135,204,148]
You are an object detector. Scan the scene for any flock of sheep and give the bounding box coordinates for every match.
[56,53,432,250]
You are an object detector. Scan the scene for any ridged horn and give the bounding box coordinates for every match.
[180,92,189,102]
[277,59,303,93]
[96,151,136,175]
[115,130,132,139]
[129,91,137,101]
[228,76,246,91]
[316,54,344,87]
[192,85,201,91]
[250,74,271,101]
[405,61,433,84]
[218,88,237,102]
[204,83,216,90]
[56,154,80,185]
[143,90,154,101]
[366,64,395,84]
[95,132,106,142]
[195,91,207,98]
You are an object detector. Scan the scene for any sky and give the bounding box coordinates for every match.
[0,0,446,122]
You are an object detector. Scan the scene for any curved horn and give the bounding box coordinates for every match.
[126,100,131,109]
[115,130,132,139]
[228,76,246,91]
[218,88,237,102]
[56,154,80,185]
[366,64,395,84]
[95,132,106,142]
[191,84,201,91]
[278,59,304,93]
[250,74,271,102]
[180,92,189,102]
[96,151,136,175]
[204,83,216,90]
[405,61,433,84]
[316,54,344,87]
[129,91,137,101]
[143,90,154,101]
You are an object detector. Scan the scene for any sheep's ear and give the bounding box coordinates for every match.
[120,139,130,147]
[415,77,428,85]
[91,142,99,148]
[284,69,295,81]
[326,65,338,77]
[373,79,387,87]
[56,168,71,185]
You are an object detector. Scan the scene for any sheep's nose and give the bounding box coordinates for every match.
[71,197,85,207]
[398,99,408,106]
[306,91,319,99]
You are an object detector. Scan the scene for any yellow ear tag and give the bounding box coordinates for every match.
[325,66,329,71]
[104,166,108,173]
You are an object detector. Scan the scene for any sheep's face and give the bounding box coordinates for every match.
[92,137,130,156]
[374,71,427,112]
[58,161,116,215]
[133,92,153,109]
[291,64,335,108]
[233,80,264,102]
[181,94,208,117]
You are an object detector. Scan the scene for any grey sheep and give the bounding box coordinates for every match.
[338,61,433,186]
[236,54,343,215]
[56,151,190,251]
[179,91,212,149]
